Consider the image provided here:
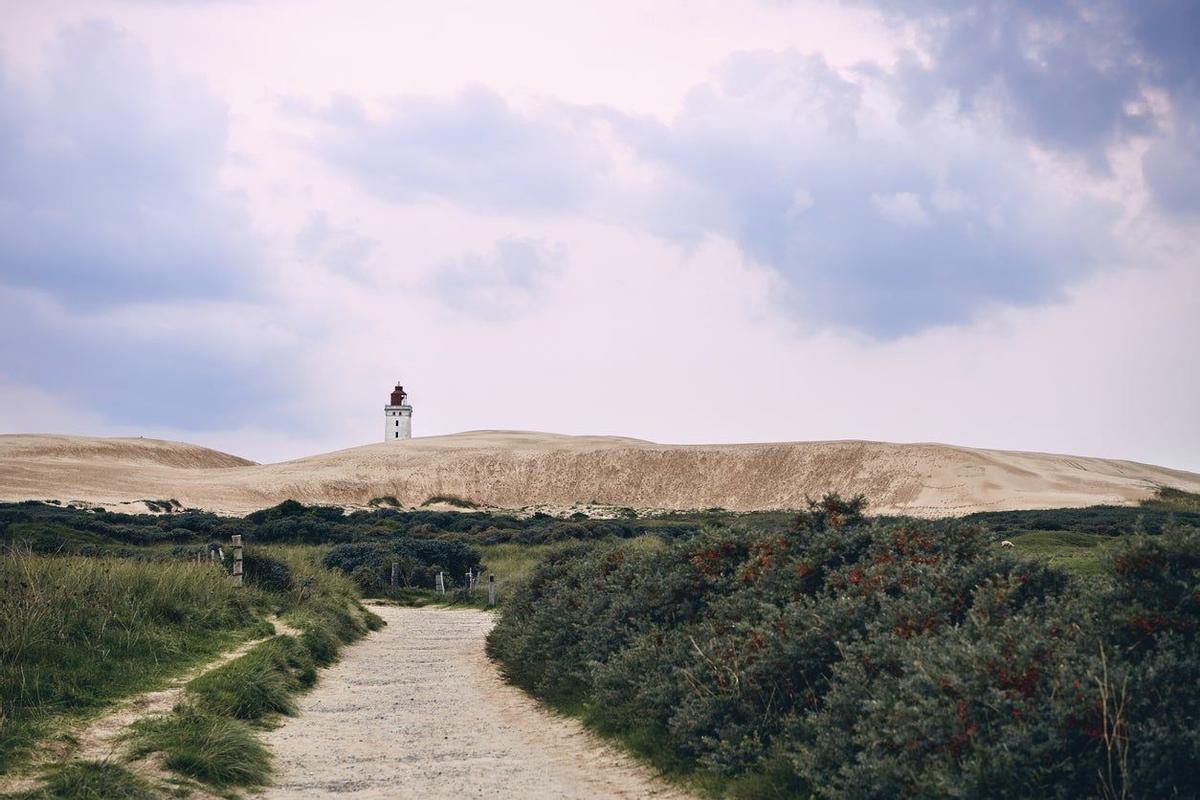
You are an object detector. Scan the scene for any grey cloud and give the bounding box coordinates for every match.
[295,211,376,278]
[0,291,300,432]
[0,20,258,304]
[309,86,604,213]
[864,0,1200,210]
[613,51,1120,336]
[306,50,1124,338]
[428,239,564,320]
[0,21,292,433]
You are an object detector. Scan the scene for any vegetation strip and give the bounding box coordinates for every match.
[1,546,383,798]
[487,494,1200,799]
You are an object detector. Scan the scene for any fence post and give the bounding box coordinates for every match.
[436,571,444,594]
[466,570,473,593]
[391,560,399,589]
[231,534,243,587]
[488,575,496,607]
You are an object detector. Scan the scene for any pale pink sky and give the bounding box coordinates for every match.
[1,0,1197,470]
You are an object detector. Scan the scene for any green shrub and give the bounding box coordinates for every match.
[221,546,292,593]
[421,494,479,509]
[322,539,481,591]
[488,511,1200,797]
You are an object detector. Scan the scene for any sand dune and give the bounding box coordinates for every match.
[1,430,1198,517]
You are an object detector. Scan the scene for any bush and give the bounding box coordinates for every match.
[322,538,482,591]
[221,546,293,593]
[488,510,1200,797]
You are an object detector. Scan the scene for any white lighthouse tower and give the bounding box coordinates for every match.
[384,382,413,441]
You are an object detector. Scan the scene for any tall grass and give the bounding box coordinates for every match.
[0,550,255,773]
[125,546,385,792]
[6,760,162,799]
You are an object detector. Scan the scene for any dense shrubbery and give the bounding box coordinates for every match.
[487,503,1200,798]
[964,503,1200,537]
[0,499,723,552]
[322,538,482,592]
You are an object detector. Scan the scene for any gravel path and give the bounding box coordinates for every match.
[255,605,695,800]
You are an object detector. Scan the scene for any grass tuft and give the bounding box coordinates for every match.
[188,637,313,721]
[6,760,161,799]
[128,705,270,789]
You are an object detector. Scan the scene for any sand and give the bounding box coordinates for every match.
[2,430,1199,517]
[254,605,693,800]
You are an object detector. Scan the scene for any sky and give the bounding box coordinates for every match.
[0,0,1197,469]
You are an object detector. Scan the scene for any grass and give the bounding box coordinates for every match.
[124,547,384,792]
[3,760,163,799]
[1142,485,1200,513]
[1,544,385,796]
[1008,530,1116,576]
[187,636,313,720]
[0,550,256,773]
[128,706,271,789]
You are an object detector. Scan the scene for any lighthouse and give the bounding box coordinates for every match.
[384,382,413,441]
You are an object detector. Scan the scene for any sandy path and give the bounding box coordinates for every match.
[255,606,695,800]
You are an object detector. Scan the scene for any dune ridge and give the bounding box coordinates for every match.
[1,430,1198,517]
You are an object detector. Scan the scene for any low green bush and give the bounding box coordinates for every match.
[322,538,482,592]
[488,505,1200,797]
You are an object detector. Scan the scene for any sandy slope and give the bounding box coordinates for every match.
[2,430,1199,517]
[255,606,693,800]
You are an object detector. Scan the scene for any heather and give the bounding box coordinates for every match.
[487,496,1200,798]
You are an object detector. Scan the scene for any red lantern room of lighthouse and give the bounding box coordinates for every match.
[384,381,413,441]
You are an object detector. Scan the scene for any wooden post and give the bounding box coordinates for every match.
[232,534,243,587]
[436,571,445,594]
[391,560,399,589]
[488,575,496,607]
[465,569,472,593]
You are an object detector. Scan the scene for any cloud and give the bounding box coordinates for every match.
[0,20,258,304]
[427,239,565,320]
[304,50,1121,338]
[295,211,376,278]
[865,0,1200,210]
[628,51,1125,336]
[0,21,285,435]
[307,86,608,214]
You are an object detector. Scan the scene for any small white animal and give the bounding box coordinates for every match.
[1000,540,1014,548]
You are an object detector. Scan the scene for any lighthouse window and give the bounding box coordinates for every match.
[395,420,399,427]
[394,433,399,438]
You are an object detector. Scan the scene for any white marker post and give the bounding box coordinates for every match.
[488,575,496,607]
[231,534,243,587]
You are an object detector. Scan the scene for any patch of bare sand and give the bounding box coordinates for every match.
[255,605,694,800]
[3,430,1199,517]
